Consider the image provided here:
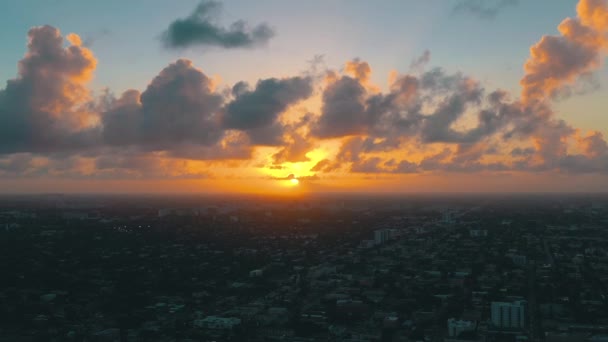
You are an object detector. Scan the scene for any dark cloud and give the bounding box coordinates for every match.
[558,153,608,173]
[105,65,313,154]
[94,152,212,179]
[0,153,46,177]
[269,173,319,182]
[453,0,518,19]
[162,0,275,49]
[393,159,419,173]
[419,81,483,143]
[0,151,216,180]
[82,28,111,47]
[418,148,452,171]
[0,26,312,160]
[241,123,286,146]
[231,81,249,97]
[222,76,313,145]
[351,157,385,173]
[410,50,431,71]
[103,59,225,150]
[313,66,506,145]
[311,159,337,173]
[223,77,313,130]
[311,76,369,138]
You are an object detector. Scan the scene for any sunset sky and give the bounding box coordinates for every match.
[0,0,607,194]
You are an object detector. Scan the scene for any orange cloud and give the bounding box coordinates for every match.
[344,59,380,92]
[521,0,608,103]
[66,33,83,47]
[578,130,608,157]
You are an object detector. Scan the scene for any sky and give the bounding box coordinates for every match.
[0,0,607,194]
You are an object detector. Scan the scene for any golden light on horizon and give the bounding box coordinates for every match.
[256,144,339,186]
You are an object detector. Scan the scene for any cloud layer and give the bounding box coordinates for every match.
[1,0,607,185]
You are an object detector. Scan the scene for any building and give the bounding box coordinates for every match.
[442,210,453,225]
[510,254,527,267]
[4,223,20,231]
[469,229,488,238]
[249,269,264,277]
[374,229,391,245]
[414,226,426,234]
[194,316,241,330]
[359,240,375,249]
[491,301,526,329]
[447,318,476,337]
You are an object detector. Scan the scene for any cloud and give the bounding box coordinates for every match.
[521,0,608,103]
[162,0,275,49]
[104,61,313,156]
[418,75,484,143]
[579,131,608,158]
[312,64,512,146]
[312,75,368,138]
[351,157,385,173]
[94,152,212,179]
[0,152,214,180]
[410,50,431,71]
[393,159,419,173]
[0,26,100,155]
[222,76,313,145]
[82,28,111,47]
[453,0,518,19]
[103,59,225,150]
[269,173,319,182]
[0,25,315,166]
[0,153,50,177]
[272,132,314,163]
[344,59,373,84]
[307,51,608,175]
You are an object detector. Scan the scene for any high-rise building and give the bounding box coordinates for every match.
[447,318,475,337]
[374,229,390,245]
[491,300,526,329]
[442,210,453,225]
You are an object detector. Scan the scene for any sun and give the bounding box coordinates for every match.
[290,178,299,185]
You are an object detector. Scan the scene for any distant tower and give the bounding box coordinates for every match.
[374,229,390,245]
[491,301,526,329]
[442,210,452,225]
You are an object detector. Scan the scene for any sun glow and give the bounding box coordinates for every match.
[290,178,299,185]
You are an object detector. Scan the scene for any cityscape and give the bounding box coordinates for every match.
[1,194,608,341]
[2,0,608,340]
